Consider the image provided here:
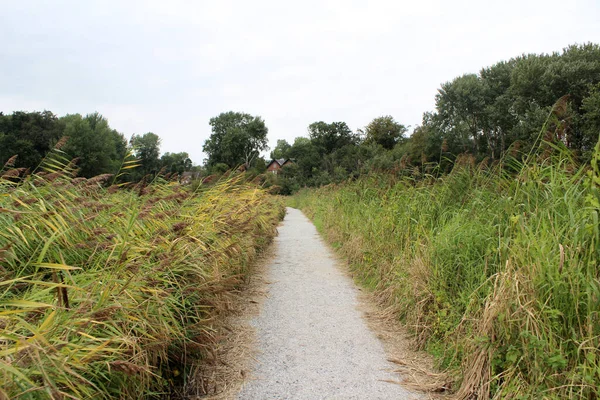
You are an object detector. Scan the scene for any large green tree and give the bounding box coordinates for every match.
[581,83,600,155]
[130,132,161,177]
[288,137,321,178]
[270,139,292,160]
[160,152,192,175]
[436,73,489,155]
[61,113,127,177]
[203,111,269,168]
[0,111,64,168]
[430,43,600,160]
[307,121,358,155]
[364,116,407,150]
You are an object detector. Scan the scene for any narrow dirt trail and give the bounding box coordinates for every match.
[237,208,420,400]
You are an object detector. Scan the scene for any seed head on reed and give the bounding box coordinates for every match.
[44,172,63,182]
[552,95,570,119]
[107,184,119,194]
[172,222,188,233]
[510,141,521,157]
[2,169,21,179]
[54,136,69,150]
[66,157,81,176]
[86,174,113,187]
[110,361,150,375]
[399,154,409,170]
[3,155,17,168]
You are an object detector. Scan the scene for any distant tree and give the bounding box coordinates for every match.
[510,44,600,111]
[402,124,444,166]
[0,111,64,168]
[328,143,375,178]
[130,132,161,177]
[288,137,321,178]
[210,163,230,174]
[426,43,600,161]
[252,157,267,174]
[276,163,302,194]
[364,116,407,150]
[270,139,292,160]
[61,113,127,177]
[203,111,269,168]
[307,121,358,155]
[109,129,129,171]
[479,60,518,156]
[581,83,600,154]
[160,152,192,175]
[436,74,489,155]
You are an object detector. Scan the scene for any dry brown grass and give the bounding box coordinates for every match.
[358,289,453,399]
[455,262,545,400]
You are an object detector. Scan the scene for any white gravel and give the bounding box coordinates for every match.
[237,207,419,400]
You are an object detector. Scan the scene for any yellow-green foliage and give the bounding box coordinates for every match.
[291,140,600,399]
[0,167,284,398]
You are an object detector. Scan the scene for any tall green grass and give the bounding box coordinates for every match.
[0,153,284,398]
[291,139,600,398]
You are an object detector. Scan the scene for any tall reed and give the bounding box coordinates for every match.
[292,138,600,398]
[0,152,284,399]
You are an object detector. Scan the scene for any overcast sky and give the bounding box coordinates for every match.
[1,0,599,164]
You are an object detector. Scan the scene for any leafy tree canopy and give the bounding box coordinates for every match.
[203,111,269,168]
[270,139,292,160]
[160,152,192,175]
[364,116,407,150]
[0,111,64,168]
[308,121,358,155]
[130,132,161,177]
[429,43,600,160]
[61,113,127,178]
[0,110,197,182]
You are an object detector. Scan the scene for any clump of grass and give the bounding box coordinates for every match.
[0,151,284,398]
[291,130,600,397]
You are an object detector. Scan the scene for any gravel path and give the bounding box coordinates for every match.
[237,207,419,400]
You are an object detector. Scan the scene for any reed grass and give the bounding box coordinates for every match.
[0,151,284,399]
[291,137,600,398]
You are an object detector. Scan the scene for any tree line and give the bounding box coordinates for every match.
[3,43,599,188]
[200,43,600,193]
[0,111,193,179]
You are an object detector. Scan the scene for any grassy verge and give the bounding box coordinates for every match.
[0,161,284,398]
[290,140,600,399]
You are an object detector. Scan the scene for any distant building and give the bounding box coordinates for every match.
[180,171,201,184]
[266,158,294,174]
